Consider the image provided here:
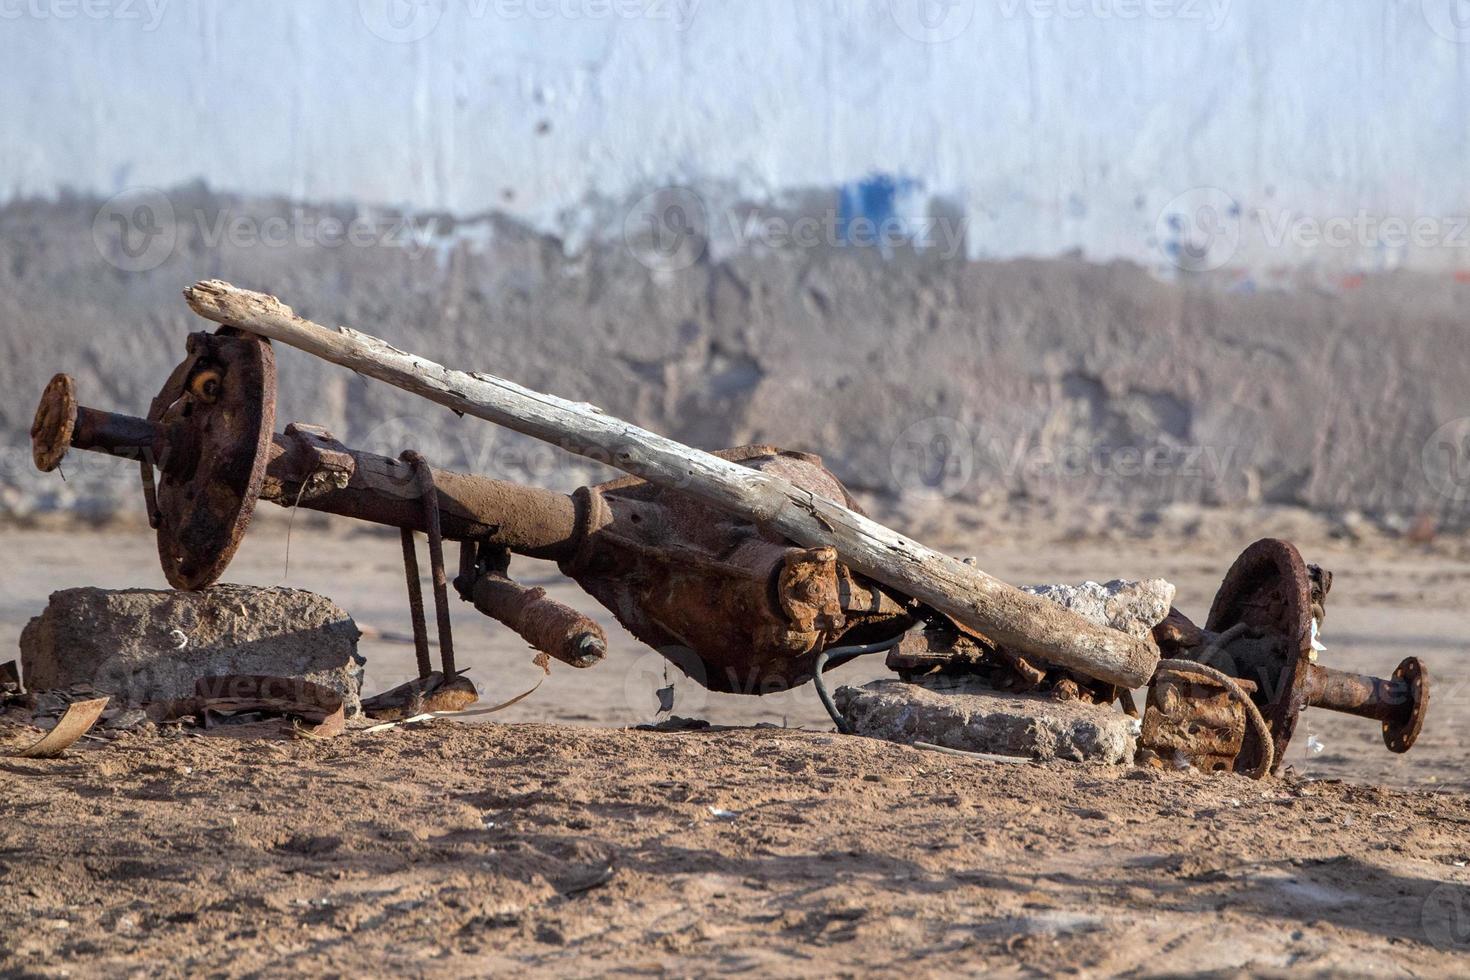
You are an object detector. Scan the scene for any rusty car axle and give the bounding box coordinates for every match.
[31,329,918,697]
[31,323,1434,766]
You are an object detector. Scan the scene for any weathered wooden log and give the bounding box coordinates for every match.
[184,279,1160,688]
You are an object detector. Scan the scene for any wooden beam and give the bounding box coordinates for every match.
[184,279,1160,688]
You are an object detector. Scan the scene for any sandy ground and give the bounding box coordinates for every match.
[3,517,1469,974]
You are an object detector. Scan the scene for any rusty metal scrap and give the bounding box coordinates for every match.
[28,323,1434,774]
[14,697,109,758]
[458,545,607,669]
[360,671,479,721]
[1142,539,1430,778]
[31,337,917,701]
[192,675,346,738]
[560,445,917,694]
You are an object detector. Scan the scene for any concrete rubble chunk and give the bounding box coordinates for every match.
[834,679,1136,763]
[1019,578,1176,640]
[20,585,364,716]
[833,578,1172,762]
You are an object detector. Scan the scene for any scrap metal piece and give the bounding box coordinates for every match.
[145,328,277,590]
[400,525,435,678]
[401,450,458,678]
[1140,667,1251,774]
[194,675,345,738]
[886,626,997,676]
[561,446,916,694]
[777,547,846,635]
[460,546,607,669]
[360,671,479,721]
[1151,538,1431,774]
[30,374,78,472]
[260,433,580,556]
[1304,655,1429,753]
[14,697,109,758]
[267,423,355,503]
[1202,538,1314,775]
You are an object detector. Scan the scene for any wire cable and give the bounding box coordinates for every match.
[812,631,914,734]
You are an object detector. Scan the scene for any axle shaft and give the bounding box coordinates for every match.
[1304,657,1428,752]
[32,375,580,562]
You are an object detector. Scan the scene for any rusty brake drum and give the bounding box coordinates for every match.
[144,328,277,589]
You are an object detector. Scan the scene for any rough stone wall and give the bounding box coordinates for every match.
[3,189,1467,526]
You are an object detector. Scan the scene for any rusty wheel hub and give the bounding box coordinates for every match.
[31,374,79,473]
[1384,656,1428,753]
[1203,538,1314,775]
[145,328,277,590]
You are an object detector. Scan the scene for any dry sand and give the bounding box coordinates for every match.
[2,516,1468,975]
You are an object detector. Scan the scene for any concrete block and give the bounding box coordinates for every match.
[20,585,363,715]
[1020,578,1175,640]
[834,677,1136,764]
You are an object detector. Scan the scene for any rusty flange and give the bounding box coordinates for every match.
[146,328,276,590]
[31,374,79,473]
[1385,656,1429,753]
[1204,538,1313,775]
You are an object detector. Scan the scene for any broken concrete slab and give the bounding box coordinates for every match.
[834,678,1136,764]
[20,586,363,716]
[1020,578,1175,641]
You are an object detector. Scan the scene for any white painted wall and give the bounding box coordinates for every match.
[3,0,1470,271]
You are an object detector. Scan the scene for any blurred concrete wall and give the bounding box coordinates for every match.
[4,1,1470,526]
[4,1,1470,273]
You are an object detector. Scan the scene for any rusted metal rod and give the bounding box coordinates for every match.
[465,569,608,669]
[34,390,581,561]
[33,374,164,472]
[1304,656,1427,752]
[262,426,579,560]
[402,450,457,677]
[451,542,607,668]
[182,279,1161,689]
[1305,665,1405,719]
[70,406,165,461]
[399,527,434,678]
